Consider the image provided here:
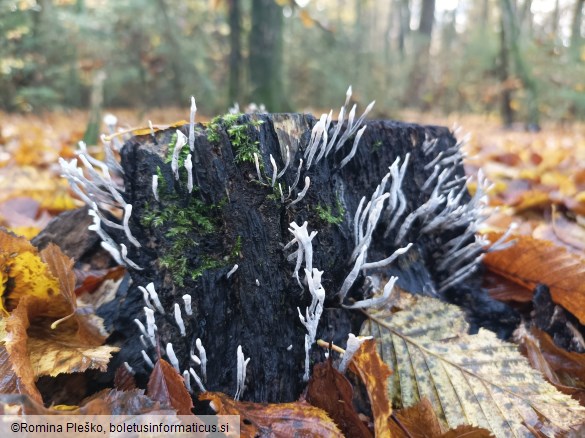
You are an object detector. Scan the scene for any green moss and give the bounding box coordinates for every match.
[231,235,243,258]
[191,256,223,281]
[315,196,345,225]
[372,140,383,152]
[206,113,264,165]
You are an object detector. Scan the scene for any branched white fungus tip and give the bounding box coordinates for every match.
[338,333,373,373]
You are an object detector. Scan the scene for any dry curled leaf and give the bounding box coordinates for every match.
[200,391,343,437]
[348,338,392,438]
[484,232,585,325]
[517,325,585,405]
[3,238,117,391]
[147,359,193,416]
[307,359,373,437]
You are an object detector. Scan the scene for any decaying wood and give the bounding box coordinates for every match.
[43,113,519,403]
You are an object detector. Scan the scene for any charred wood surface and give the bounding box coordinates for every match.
[80,113,519,403]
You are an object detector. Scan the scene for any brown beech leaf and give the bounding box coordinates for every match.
[388,398,443,437]
[517,325,585,404]
[74,266,125,296]
[483,232,585,324]
[441,425,494,437]
[81,388,166,416]
[114,364,137,392]
[484,270,533,303]
[200,391,343,437]
[0,345,43,403]
[147,359,193,416]
[0,346,19,395]
[348,339,392,438]
[307,359,373,437]
[40,243,107,345]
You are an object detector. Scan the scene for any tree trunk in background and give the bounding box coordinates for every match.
[480,0,490,31]
[404,0,435,108]
[228,0,242,106]
[570,0,584,58]
[353,0,363,82]
[385,1,395,88]
[396,0,411,59]
[155,0,185,103]
[519,0,533,37]
[498,12,514,127]
[249,0,287,111]
[551,0,560,40]
[419,0,436,39]
[501,0,540,130]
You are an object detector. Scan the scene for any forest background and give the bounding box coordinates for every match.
[0,0,584,128]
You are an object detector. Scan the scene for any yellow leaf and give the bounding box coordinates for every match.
[0,232,59,316]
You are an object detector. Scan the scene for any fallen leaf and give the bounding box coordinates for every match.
[200,391,343,437]
[114,364,137,392]
[307,359,373,437]
[441,424,494,437]
[388,398,443,437]
[484,270,533,303]
[483,232,585,325]
[147,359,193,416]
[40,244,108,345]
[74,266,126,296]
[348,339,392,438]
[3,238,118,386]
[361,294,585,437]
[82,388,165,415]
[0,231,60,316]
[517,325,585,405]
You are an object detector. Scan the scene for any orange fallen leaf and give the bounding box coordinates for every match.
[483,232,585,325]
[74,266,126,296]
[147,359,193,416]
[307,358,373,437]
[348,339,392,438]
[200,391,343,437]
[388,398,443,437]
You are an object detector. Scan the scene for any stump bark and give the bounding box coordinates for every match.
[90,113,517,403]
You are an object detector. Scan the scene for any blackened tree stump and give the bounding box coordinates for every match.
[60,111,518,404]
